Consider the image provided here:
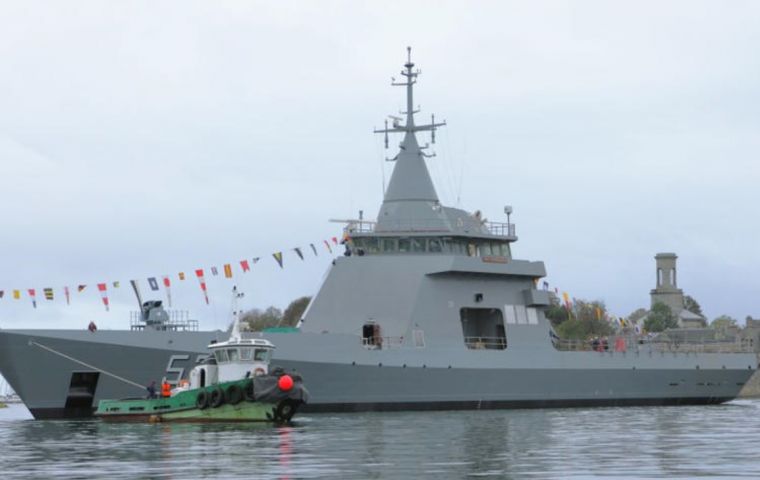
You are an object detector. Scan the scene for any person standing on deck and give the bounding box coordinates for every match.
[146,381,157,399]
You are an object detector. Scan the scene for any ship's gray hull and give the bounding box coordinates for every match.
[0,329,754,419]
[5,52,751,420]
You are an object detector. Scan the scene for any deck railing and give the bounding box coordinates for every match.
[485,222,516,237]
[464,336,507,350]
[362,336,405,349]
[342,219,516,237]
[551,335,754,354]
[354,219,450,233]
[345,220,376,234]
[130,310,199,332]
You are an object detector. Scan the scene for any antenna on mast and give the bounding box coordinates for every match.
[373,47,447,153]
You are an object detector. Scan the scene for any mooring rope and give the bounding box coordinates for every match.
[29,340,145,390]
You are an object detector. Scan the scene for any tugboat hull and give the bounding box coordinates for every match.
[97,400,295,423]
[95,378,305,423]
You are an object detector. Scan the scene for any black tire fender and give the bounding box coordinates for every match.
[274,399,298,422]
[210,387,224,408]
[225,384,243,405]
[196,390,209,410]
[243,380,255,402]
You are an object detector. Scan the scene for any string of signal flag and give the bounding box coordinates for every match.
[1,237,635,330]
[0,237,341,311]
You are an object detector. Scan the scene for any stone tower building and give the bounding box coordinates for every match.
[650,253,684,313]
[649,252,706,328]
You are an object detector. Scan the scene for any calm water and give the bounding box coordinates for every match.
[1,400,759,479]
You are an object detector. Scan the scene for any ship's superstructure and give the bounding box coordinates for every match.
[305,47,532,349]
[0,49,755,419]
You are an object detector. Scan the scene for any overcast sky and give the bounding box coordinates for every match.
[1,1,758,330]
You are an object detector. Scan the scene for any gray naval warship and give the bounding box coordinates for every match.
[0,49,756,419]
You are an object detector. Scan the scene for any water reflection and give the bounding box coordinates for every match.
[1,401,760,478]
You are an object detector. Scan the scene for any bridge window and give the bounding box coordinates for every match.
[240,347,253,361]
[214,349,229,364]
[350,236,508,256]
[484,241,510,258]
[254,349,272,362]
[350,237,384,255]
[227,348,239,362]
[443,238,464,254]
[460,308,507,350]
[365,238,380,254]
[381,238,396,252]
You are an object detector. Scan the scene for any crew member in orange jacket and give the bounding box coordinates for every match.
[161,381,171,398]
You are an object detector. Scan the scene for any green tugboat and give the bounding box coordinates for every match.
[95,289,309,423]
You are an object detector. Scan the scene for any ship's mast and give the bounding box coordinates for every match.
[401,46,417,130]
[229,286,244,341]
[374,47,446,153]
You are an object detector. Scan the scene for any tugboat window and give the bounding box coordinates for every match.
[254,349,271,362]
[215,349,229,364]
[428,238,442,253]
[240,347,253,361]
[227,348,239,362]
[460,308,507,350]
[411,238,425,252]
[398,238,411,253]
[381,238,396,252]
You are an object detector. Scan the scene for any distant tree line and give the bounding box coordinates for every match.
[711,315,738,330]
[237,296,312,332]
[684,295,703,317]
[627,294,741,334]
[238,293,743,337]
[545,295,614,340]
[642,302,678,333]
